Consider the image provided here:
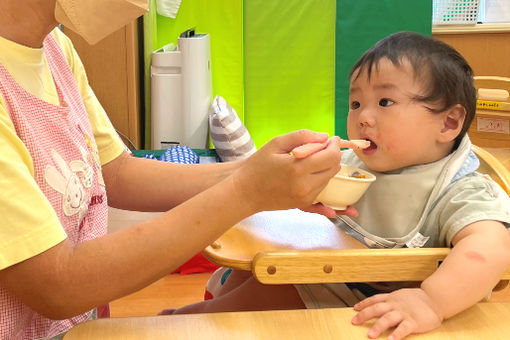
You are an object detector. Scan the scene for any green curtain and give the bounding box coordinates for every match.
[243,0,336,147]
[335,0,432,138]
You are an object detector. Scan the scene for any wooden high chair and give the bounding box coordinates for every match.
[469,76,510,149]
[203,146,510,288]
[472,145,510,195]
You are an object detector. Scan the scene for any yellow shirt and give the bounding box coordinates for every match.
[0,28,124,270]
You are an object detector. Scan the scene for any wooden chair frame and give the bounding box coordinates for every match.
[204,146,510,287]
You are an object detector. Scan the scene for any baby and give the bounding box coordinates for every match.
[166,32,510,340]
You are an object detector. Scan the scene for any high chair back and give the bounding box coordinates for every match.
[472,145,510,195]
[469,76,510,148]
[203,146,510,286]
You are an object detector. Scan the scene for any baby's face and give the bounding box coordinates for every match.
[347,58,447,172]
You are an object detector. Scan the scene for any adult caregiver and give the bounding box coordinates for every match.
[0,1,352,338]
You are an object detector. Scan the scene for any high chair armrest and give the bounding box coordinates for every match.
[252,248,510,284]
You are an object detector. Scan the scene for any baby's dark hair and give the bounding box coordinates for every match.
[350,31,476,147]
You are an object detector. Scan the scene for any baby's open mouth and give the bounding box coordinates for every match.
[362,139,377,153]
[366,139,377,149]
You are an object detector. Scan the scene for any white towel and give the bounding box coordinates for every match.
[156,0,182,18]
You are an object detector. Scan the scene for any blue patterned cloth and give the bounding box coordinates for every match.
[143,153,157,160]
[158,146,200,164]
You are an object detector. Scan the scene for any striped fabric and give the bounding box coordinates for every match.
[209,95,256,162]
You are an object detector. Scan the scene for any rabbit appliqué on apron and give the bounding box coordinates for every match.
[45,145,102,231]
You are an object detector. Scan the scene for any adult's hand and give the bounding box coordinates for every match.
[231,130,342,214]
[291,136,360,218]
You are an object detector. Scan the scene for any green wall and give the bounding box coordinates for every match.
[244,1,336,146]
[335,0,432,138]
[143,0,243,148]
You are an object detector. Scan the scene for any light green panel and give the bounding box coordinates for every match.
[142,0,159,148]
[244,0,336,147]
[144,0,243,148]
[156,0,244,117]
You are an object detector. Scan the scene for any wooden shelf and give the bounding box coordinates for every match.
[433,23,510,34]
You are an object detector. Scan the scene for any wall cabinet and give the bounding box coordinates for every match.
[434,31,510,78]
[63,22,142,149]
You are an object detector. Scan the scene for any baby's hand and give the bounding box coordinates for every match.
[301,202,358,218]
[351,288,443,340]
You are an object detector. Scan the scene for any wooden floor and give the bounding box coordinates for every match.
[110,273,212,317]
[110,147,510,318]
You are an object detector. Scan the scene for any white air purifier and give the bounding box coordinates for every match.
[151,30,212,149]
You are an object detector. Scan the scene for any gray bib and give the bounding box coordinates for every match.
[335,136,474,248]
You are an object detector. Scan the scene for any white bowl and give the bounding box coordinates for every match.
[315,164,376,210]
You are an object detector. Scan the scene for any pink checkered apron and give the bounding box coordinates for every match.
[0,33,109,339]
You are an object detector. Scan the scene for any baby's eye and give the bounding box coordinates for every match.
[379,98,394,107]
[350,101,360,110]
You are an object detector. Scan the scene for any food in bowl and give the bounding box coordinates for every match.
[315,165,376,210]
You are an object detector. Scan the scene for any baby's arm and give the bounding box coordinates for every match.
[352,220,510,340]
[421,220,510,319]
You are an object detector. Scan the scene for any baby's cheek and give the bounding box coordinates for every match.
[379,129,400,153]
[384,140,395,152]
[381,139,405,160]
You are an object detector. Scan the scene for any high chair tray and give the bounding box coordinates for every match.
[203,209,510,285]
[203,209,365,271]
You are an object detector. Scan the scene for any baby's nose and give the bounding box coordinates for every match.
[358,109,376,128]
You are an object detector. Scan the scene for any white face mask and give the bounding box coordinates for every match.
[55,0,148,45]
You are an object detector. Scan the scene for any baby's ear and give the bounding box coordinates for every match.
[439,104,466,142]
